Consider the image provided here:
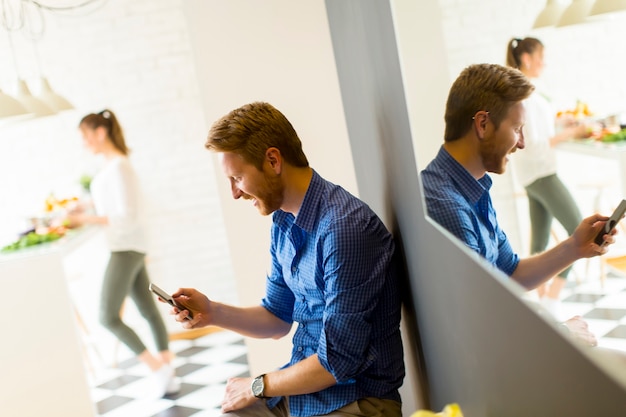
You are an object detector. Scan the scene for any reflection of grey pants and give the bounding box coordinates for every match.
[99,251,169,354]
[220,397,401,417]
[525,174,582,279]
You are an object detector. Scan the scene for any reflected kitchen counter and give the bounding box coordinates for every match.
[0,225,101,416]
[557,139,626,197]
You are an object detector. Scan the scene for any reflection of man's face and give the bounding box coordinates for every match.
[480,102,525,175]
[218,152,283,216]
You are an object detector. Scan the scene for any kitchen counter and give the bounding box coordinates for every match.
[557,139,626,197]
[0,225,101,416]
[0,225,103,263]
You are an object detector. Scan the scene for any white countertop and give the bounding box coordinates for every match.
[0,225,104,263]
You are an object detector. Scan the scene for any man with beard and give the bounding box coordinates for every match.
[420,63,616,345]
[169,102,404,417]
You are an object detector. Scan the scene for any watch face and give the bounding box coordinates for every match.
[252,376,264,397]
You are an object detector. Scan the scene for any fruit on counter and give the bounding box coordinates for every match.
[1,229,64,252]
[44,194,79,212]
[601,128,626,143]
[556,100,593,119]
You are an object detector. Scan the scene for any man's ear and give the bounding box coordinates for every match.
[265,147,282,174]
[473,112,489,140]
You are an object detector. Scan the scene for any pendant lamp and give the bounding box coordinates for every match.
[533,0,569,28]
[14,79,56,117]
[590,0,626,16]
[0,88,30,118]
[557,0,595,26]
[36,77,74,112]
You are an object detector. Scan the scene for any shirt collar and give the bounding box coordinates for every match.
[272,169,321,233]
[437,146,492,204]
[294,169,322,233]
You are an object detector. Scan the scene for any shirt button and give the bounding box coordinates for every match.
[299,323,305,328]
[297,346,303,352]
[291,266,297,273]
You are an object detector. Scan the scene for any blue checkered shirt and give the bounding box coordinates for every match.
[260,170,404,417]
[420,146,520,276]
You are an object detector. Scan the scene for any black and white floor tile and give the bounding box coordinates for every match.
[87,271,626,416]
[548,265,626,353]
[89,330,249,417]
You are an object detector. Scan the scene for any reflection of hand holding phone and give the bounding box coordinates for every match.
[149,283,193,320]
[595,199,626,246]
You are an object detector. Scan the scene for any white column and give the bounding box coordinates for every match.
[182,0,357,376]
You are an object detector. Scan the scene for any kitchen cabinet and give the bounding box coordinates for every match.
[0,226,103,417]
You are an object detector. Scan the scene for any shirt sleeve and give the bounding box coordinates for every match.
[428,197,519,276]
[496,227,520,276]
[427,196,484,254]
[316,213,392,383]
[260,225,295,324]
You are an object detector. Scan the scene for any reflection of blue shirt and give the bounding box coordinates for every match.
[420,147,520,276]
[261,170,404,416]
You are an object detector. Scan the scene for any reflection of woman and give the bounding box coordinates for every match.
[506,38,589,317]
[69,109,179,397]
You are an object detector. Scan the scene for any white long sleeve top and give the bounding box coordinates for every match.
[90,156,148,253]
[512,90,558,187]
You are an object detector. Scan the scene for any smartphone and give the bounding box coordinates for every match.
[594,199,626,246]
[149,283,193,320]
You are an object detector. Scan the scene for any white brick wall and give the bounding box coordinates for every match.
[0,0,237,340]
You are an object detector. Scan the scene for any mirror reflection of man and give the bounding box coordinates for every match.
[421,63,617,346]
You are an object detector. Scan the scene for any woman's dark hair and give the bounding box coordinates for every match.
[79,109,129,155]
[506,37,543,69]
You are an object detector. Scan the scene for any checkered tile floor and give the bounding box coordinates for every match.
[85,270,626,417]
[88,330,249,417]
[543,263,626,353]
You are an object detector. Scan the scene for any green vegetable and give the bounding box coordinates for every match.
[601,128,626,143]
[1,232,62,252]
[79,174,92,192]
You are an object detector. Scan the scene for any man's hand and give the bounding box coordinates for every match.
[169,288,212,329]
[571,213,615,258]
[563,315,597,347]
[221,377,259,413]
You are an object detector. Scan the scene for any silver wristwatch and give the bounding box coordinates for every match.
[251,374,266,398]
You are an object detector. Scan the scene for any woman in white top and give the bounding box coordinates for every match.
[69,109,179,398]
[506,38,590,314]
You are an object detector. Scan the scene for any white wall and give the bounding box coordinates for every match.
[0,0,237,344]
[182,0,358,377]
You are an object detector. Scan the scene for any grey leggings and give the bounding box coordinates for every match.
[100,251,169,355]
[525,174,582,279]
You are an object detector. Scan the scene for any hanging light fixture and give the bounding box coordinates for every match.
[5,30,56,118]
[556,0,595,26]
[533,0,570,28]
[0,88,30,118]
[37,77,73,111]
[0,0,106,121]
[589,0,626,16]
[15,78,55,117]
